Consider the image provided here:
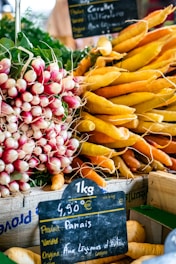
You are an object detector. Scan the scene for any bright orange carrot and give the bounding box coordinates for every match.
[73,53,93,76]
[94,79,154,99]
[88,131,116,144]
[72,156,107,187]
[132,137,172,167]
[122,149,141,171]
[85,155,116,174]
[144,135,176,154]
[51,173,65,191]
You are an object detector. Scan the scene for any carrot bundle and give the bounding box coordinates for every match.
[71,5,176,180]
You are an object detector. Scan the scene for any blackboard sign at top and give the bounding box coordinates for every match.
[38,179,128,264]
[68,0,138,39]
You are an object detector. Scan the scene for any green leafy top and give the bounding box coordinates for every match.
[0,16,90,72]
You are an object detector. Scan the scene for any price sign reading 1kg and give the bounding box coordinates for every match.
[38,179,128,264]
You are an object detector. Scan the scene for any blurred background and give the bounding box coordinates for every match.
[0,0,175,50]
[0,0,56,28]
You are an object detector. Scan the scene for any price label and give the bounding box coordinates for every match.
[38,179,128,264]
[68,0,138,38]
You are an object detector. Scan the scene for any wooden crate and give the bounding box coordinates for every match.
[0,175,148,250]
[130,205,176,244]
[147,171,176,215]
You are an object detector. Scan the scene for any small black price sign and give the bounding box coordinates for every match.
[38,179,128,264]
[68,0,138,39]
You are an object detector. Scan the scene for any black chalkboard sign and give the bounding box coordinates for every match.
[68,0,138,39]
[38,179,128,264]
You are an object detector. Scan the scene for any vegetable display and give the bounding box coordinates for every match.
[4,220,165,264]
[72,4,176,183]
[1,5,176,193]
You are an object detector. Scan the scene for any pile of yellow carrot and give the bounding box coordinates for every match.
[71,4,176,187]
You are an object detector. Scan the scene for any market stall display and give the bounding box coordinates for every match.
[1,3,176,263]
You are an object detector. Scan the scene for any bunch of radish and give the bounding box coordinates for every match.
[0,56,82,197]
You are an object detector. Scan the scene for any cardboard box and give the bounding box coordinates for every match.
[147,170,176,215]
[130,205,176,244]
[0,175,148,250]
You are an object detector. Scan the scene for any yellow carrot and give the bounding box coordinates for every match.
[111,70,161,85]
[156,93,176,108]
[115,38,167,71]
[94,51,127,68]
[151,109,176,122]
[140,48,176,70]
[84,66,124,77]
[146,76,176,91]
[113,23,148,53]
[109,92,155,106]
[104,132,139,149]
[140,58,176,71]
[75,119,95,132]
[111,20,148,46]
[136,25,174,48]
[133,120,176,136]
[80,141,117,157]
[143,4,176,29]
[84,91,135,114]
[124,34,170,59]
[134,88,175,113]
[84,71,121,91]
[94,114,137,126]
[123,119,139,129]
[112,156,135,179]
[138,112,164,123]
[81,111,130,141]
[96,36,112,56]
